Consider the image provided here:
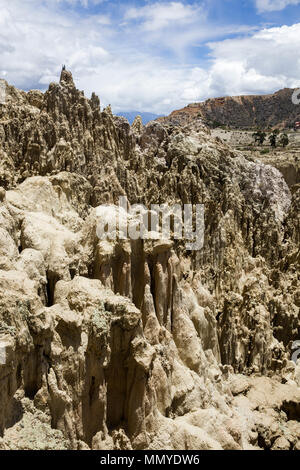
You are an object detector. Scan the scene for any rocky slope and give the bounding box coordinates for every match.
[208,129,300,190]
[0,70,299,450]
[159,88,300,129]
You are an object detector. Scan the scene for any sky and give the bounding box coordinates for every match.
[1,0,300,114]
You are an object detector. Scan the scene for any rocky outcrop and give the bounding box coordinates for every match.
[255,151,300,190]
[159,88,300,129]
[0,71,299,450]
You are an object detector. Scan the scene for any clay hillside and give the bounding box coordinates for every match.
[159,88,300,129]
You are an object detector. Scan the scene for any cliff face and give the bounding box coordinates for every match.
[160,88,300,129]
[0,71,299,450]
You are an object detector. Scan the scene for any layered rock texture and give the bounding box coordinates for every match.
[0,70,299,450]
[160,88,300,129]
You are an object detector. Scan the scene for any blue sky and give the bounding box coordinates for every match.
[1,0,300,113]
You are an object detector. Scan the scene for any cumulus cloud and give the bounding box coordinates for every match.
[207,23,300,96]
[122,1,211,55]
[255,0,300,12]
[50,0,106,6]
[1,0,300,114]
[0,0,218,113]
[0,0,112,88]
[125,2,201,31]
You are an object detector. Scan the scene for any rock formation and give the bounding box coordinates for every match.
[160,88,300,129]
[0,71,299,450]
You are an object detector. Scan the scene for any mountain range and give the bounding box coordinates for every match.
[116,110,164,125]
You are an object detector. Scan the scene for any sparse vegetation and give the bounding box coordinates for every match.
[252,130,266,145]
[211,120,222,128]
[269,130,279,148]
[279,133,289,147]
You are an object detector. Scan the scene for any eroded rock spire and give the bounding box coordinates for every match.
[60,67,75,87]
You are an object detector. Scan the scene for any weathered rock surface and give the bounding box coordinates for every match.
[159,88,300,129]
[0,71,299,450]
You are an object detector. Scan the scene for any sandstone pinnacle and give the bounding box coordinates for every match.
[0,70,299,451]
[59,68,75,87]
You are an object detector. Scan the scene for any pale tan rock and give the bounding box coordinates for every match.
[272,436,291,450]
[131,115,143,135]
[0,71,299,451]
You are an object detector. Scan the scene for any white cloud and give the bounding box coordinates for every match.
[255,0,300,12]
[123,2,252,58]
[0,0,220,113]
[50,0,106,7]
[1,0,300,115]
[0,0,112,88]
[207,23,300,96]
[125,2,201,31]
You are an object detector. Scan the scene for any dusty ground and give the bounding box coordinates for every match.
[211,128,300,149]
[211,128,300,189]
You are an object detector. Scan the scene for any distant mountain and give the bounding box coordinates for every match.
[116,111,164,125]
[159,88,300,130]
